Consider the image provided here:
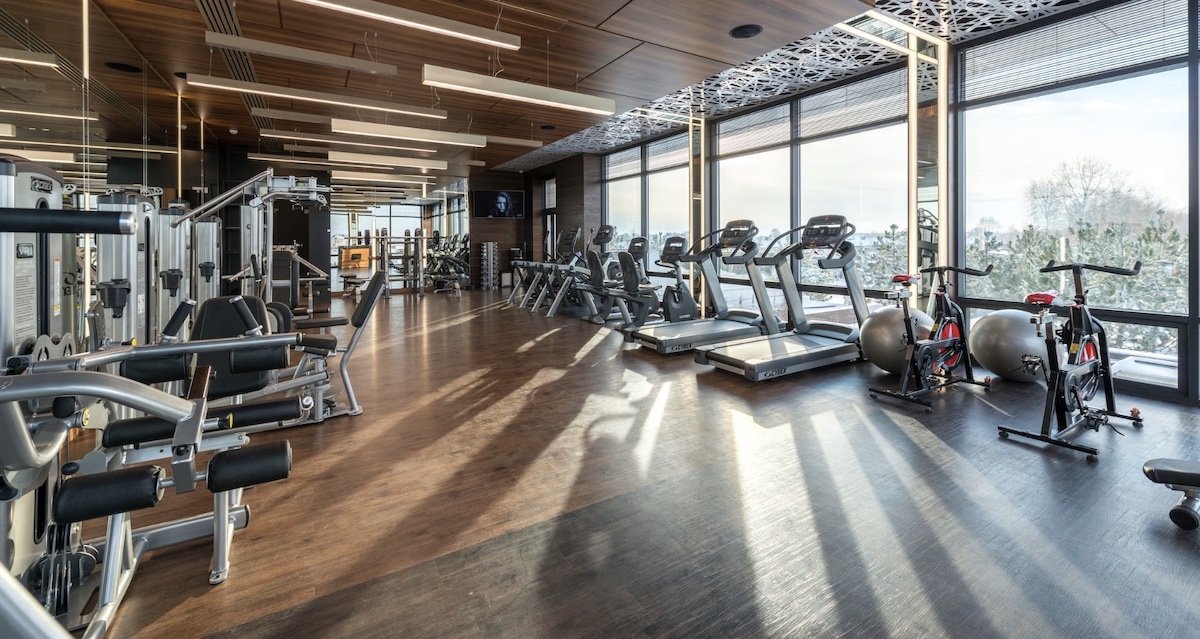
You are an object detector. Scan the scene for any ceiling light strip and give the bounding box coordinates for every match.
[290,0,520,50]
[0,139,178,154]
[327,151,447,170]
[0,47,58,68]
[247,152,392,170]
[0,106,99,121]
[260,129,438,154]
[330,118,486,148]
[185,74,446,119]
[485,135,543,148]
[0,78,46,92]
[422,64,615,116]
[332,170,434,185]
[251,108,333,124]
[206,32,397,75]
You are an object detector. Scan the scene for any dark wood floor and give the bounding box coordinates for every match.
[107,290,1200,638]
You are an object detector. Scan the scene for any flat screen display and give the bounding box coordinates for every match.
[472,190,525,218]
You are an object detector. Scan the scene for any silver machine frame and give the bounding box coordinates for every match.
[0,159,293,638]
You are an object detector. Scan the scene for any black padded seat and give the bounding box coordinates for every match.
[298,333,338,353]
[294,316,349,330]
[1144,458,1200,486]
[193,295,281,399]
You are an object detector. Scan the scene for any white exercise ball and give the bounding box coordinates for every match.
[968,309,1050,383]
[861,305,934,375]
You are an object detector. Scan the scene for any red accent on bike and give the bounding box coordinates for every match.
[1079,340,1098,363]
[935,321,963,369]
[1025,292,1059,306]
[892,274,919,284]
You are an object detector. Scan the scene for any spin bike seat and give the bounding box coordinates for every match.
[892,274,919,285]
[1025,291,1060,306]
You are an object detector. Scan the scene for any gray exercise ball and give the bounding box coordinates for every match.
[861,305,934,375]
[968,309,1049,383]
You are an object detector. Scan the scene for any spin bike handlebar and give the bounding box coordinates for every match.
[1041,260,1142,277]
[920,264,993,278]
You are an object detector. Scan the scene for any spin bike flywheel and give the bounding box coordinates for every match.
[1063,338,1100,411]
[932,321,964,371]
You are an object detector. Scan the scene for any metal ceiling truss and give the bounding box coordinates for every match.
[496,0,1109,172]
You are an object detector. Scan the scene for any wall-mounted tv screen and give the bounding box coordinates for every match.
[472,190,525,219]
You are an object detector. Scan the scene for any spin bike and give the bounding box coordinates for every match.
[998,260,1143,461]
[869,264,993,410]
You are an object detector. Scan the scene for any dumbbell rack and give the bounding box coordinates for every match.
[481,242,498,290]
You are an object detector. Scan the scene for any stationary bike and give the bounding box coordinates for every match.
[655,236,698,322]
[998,260,1143,461]
[869,264,993,410]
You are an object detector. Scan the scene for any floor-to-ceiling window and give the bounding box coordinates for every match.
[646,133,691,258]
[604,147,642,249]
[959,0,1191,395]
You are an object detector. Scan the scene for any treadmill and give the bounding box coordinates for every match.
[693,215,870,381]
[630,219,781,354]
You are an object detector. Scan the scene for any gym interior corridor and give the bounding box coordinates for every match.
[108,290,1200,639]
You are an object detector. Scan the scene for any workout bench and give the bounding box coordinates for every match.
[1144,458,1200,529]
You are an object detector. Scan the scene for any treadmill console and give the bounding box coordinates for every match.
[627,236,648,260]
[801,215,851,248]
[660,236,687,263]
[556,227,582,257]
[592,224,616,246]
[718,219,757,249]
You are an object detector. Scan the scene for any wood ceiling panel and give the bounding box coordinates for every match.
[478,0,632,28]
[600,0,872,66]
[236,0,284,29]
[577,43,730,101]
[0,0,892,171]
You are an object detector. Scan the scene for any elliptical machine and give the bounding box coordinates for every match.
[655,236,698,322]
[997,260,1143,461]
[869,264,993,410]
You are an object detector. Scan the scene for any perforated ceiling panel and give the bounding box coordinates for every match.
[495,0,1109,172]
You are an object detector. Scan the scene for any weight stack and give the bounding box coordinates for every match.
[481,242,498,290]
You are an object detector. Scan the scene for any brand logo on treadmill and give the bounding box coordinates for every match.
[667,343,691,353]
[16,243,34,258]
[30,177,53,193]
[761,368,786,379]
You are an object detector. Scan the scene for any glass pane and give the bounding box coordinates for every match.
[605,176,642,249]
[717,146,791,281]
[647,167,689,260]
[800,124,906,289]
[963,68,1188,312]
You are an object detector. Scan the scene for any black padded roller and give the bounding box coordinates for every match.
[54,466,163,523]
[229,346,289,373]
[208,399,303,428]
[207,441,292,493]
[0,208,136,235]
[102,416,176,448]
[121,353,191,385]
[230,296,262,334]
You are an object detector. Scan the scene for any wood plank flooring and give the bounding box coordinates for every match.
[104,291,1200,638]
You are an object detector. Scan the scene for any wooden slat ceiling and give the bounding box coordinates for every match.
[0,0,871,175]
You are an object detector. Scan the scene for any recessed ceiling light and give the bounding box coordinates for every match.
[729,24,763,39]
[105,62,143,74]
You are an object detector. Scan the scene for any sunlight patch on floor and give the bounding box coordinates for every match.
[516,328,563,353]
[571,330,611,365]
[811,410,950,638]
[862,405,1147,637]
[632,382,670,479]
